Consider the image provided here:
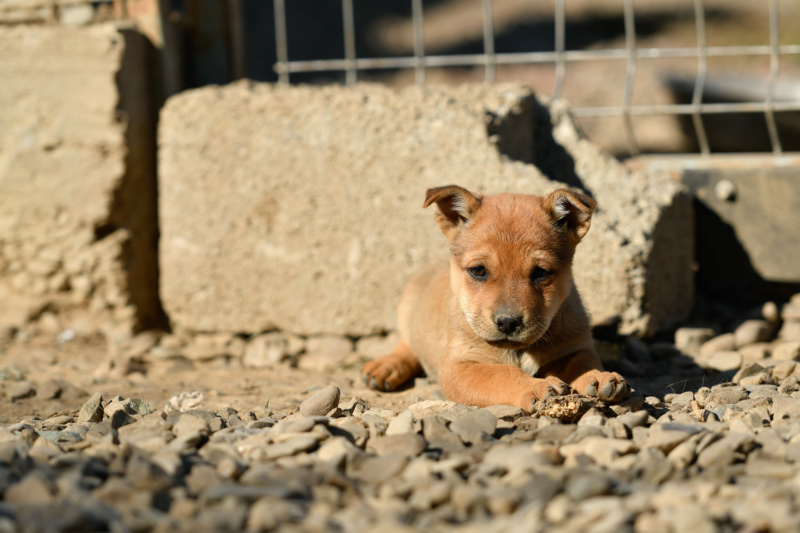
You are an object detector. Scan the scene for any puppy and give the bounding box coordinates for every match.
[361,185,629,412]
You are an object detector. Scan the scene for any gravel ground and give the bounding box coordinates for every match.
[1,294,800,532]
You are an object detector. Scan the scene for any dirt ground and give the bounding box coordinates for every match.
[0,334,445,427]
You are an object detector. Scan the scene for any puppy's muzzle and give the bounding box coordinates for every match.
[494,314,524,335]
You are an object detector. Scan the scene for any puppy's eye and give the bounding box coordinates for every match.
[467,266,488,281]
[531,267,552,283]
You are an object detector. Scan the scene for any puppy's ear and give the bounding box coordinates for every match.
[423,185,482,239]
[544,189,596,242]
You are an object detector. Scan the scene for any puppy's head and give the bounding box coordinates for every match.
[424,185,595,348]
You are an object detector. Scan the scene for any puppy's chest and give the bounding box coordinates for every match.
[502,350,542,377]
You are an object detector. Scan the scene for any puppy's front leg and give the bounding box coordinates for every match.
[541,349,629,402]
[440,360,570,413]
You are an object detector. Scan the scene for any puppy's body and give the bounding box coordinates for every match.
[363,186,629,411]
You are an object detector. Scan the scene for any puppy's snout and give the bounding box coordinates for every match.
[494,314,523,335]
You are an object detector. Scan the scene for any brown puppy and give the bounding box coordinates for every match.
[361,185,629,412]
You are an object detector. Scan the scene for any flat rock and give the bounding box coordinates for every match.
[773,341,800,361]
[449,408,497,444]
[675,327,715,356]
[408,400,473,421]
[385,410,416,435]
[77,392,104,424]
[299,385,341,417]
[734,319,773,348]
[703,351,743,372]
[367,434,426,457]
[700,333,736,357]
[8,381,35,401]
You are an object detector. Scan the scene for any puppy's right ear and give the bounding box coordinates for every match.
[423,185,482,239]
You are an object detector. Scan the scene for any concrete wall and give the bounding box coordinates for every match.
[159,82,694,338]
[0,24,163,337]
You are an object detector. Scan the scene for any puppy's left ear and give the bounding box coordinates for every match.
[544,189,596,242]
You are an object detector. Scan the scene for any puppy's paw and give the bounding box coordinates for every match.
[576,371,630,402]
[361,354,419,392]
[521,377,571,411]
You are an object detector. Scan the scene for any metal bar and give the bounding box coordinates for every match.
[342,0,357,85]
[622,0,639,155]
[482,0,495,82]
[691,0,711,155]
[228,0,246,80]
[412,0,425,85]
[273,45,800,75]
[273,0,289,84]
[552,0,566,98]
[765,0,783,154]
[572,100,800,117]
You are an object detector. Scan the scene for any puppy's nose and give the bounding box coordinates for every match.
[494,314,523,335]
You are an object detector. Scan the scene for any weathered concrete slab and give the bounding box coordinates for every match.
[159,82,692,337]
[0,24,162,336]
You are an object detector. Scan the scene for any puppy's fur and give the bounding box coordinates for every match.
[361,185,629,412]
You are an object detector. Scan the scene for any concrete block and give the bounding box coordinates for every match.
[159,83,692,337]
[0,24,163,333]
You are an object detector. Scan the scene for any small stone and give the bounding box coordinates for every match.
[367,434,426,457]
[127,452,173,492]
[352,454,408,485]
[733,362,766,384]
[449,408,497,445]
[673,326,715,356]
[734,319,774,348]
[385,410,415,435]
[773,395,800,421]
[739,372,774,386]
[317,436,363,463]
[699,333,736,357]
[667,391,694,408]
[4,472,53,504]
[408,400,473,421]
[696,434,754,468]
[763,301,781,324]
[565,472,613,501]
[703,351,742,372]
[773,341,800,361]
[485,404,525,422]
[773,362,797,381]
[78,392,104,423]
[299,385,340,417]
[779,321,800,342]
[702,386,749,407]
[739,343,771,362]
[36,380,63,400]
[8,381,35,400]
[264,436,318,459]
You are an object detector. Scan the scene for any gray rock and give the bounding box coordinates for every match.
[696,433,754,468]
[299,385,341,417]
[317,436,364,463]
[77,392,104,424]
[734,319,774,348]
[449,408,497,445]
[675,327,715,356]
[351,454,408,485]
[774,341,800,361]
[732,362,766,384]
[565,472,613,501]
[385,410,416,435]
[409,400,473,421]
[127,452,173,492]
[8,381,35,401]
[702,351,742,371]
[367,434,426,457]
[265,436,318,459]
[699,333,736,357]
[643,424,704,454]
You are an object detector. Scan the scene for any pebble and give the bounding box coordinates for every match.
[773,341,800,361]
[734,319,773,348]
[8,381,36,400]
[299,385,341,417]
[385,410,415,435]
[449,408,497,444]
[367,434,426,457]
[699,333,736,357]
[675,327,715,356]
[78,392,104,423]
[703,351,742,371]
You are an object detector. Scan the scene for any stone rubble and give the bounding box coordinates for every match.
[1,294,800,531]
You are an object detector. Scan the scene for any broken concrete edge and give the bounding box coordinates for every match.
[0,24,165,343]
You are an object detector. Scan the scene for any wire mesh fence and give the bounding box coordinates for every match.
[271,0,800,157]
